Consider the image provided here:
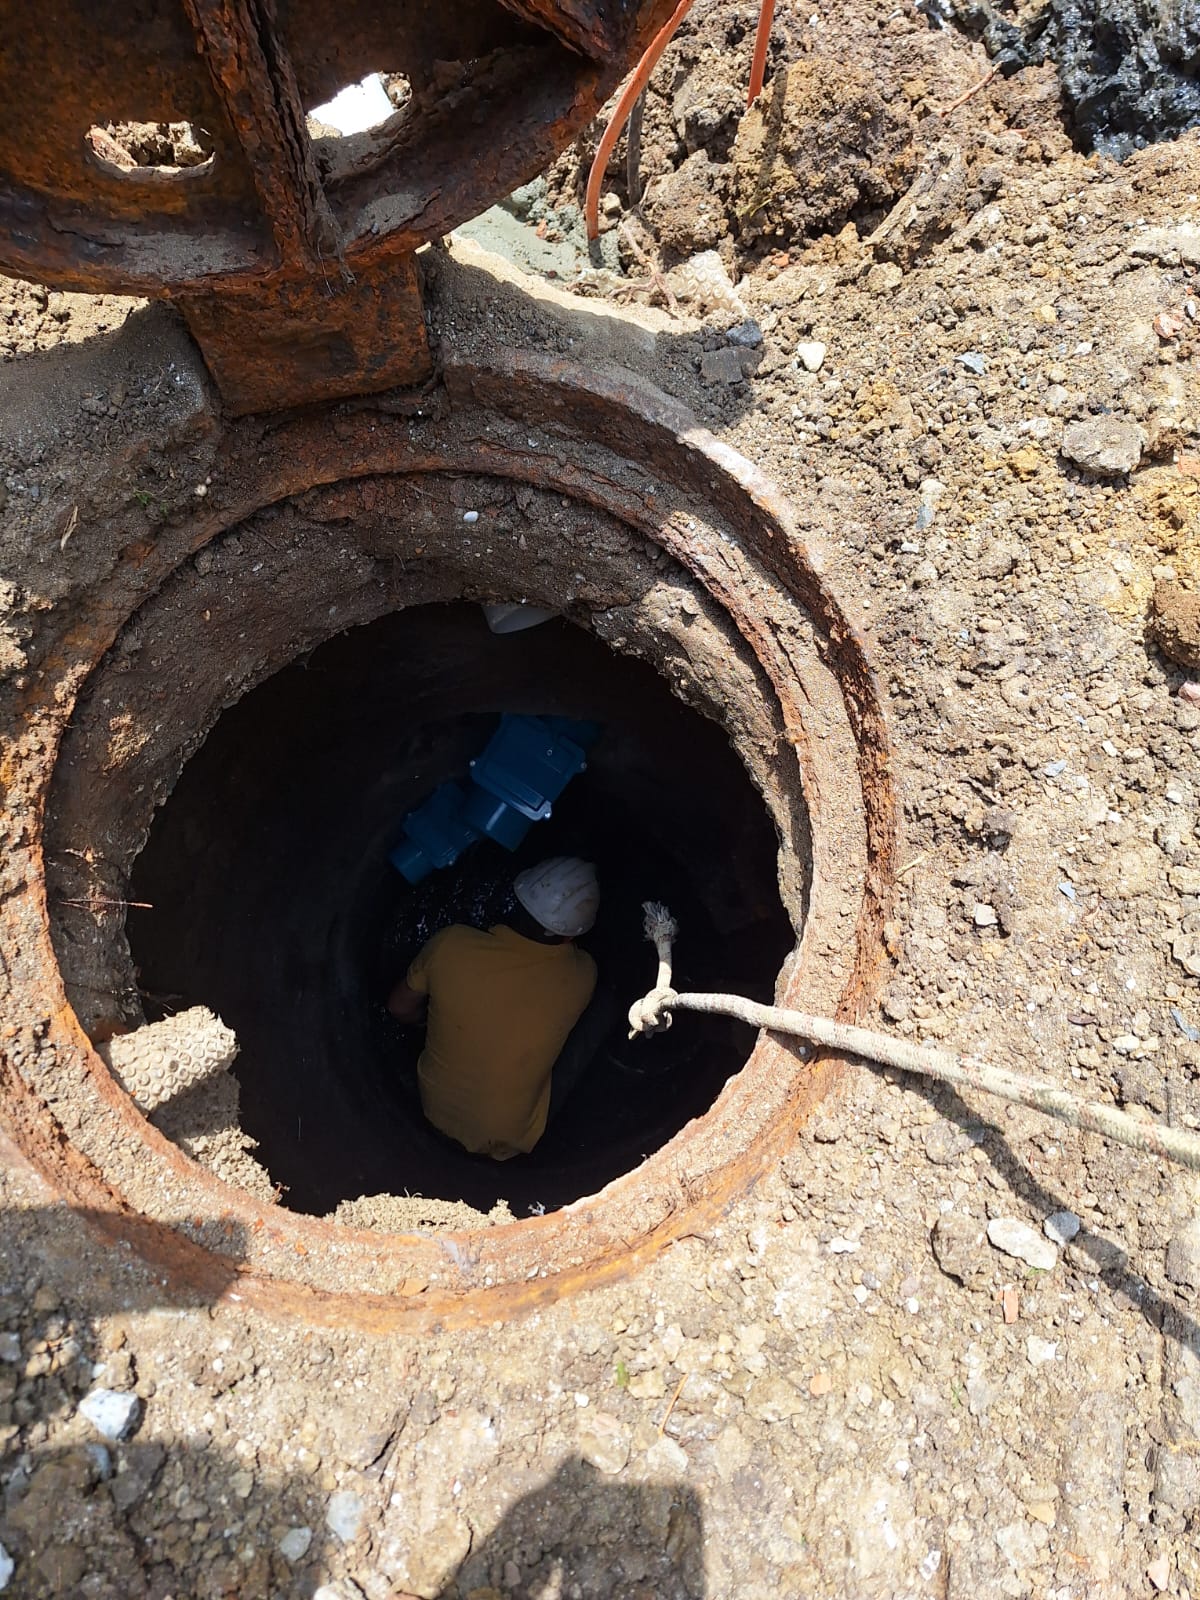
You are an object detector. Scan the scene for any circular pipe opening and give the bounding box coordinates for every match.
[0,353,897,1325]
[125,603,796,1222]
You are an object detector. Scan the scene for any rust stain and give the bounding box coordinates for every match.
[0,352,899,1330]
[0,0,676,410]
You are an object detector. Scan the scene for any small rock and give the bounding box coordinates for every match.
[867,262,903,294]
[1028,1501,1055,1526]
[503,1561,522,1588]
[462,510,479,524]
[973,903,998,928]
[0,1542,12,1591]
[745,1375,805,1422]
[956,351,986,375]
[910,558,939,588]
[795,340,827,372]
[931,1214,989,1283]
[0,1334,20,1363]
[809,1371,832,1396]
[1165,1219,1200,1288]
[1112,1034,1141,1055]
[79,1388,140,1442]
[996,1520,1038,1570]
[1172,933,1200,980]
[987,1218,1057,1272]
[1148,581,1200,671]
[109,1442,165,1512]
[279,1527,313,1563]
[644,1436,688,1474]
[1043,1210,1080,1245]
[1026,1336,1058,1366]
[1148,1553,1171,1591]
[1179,681,1200,705]
[578,1412,631,1475]
[827,1236,859,1254]
[1044,759,1067,777]
[1060,416,1145,477]
[727,318,763,348]
[628,1368,666,1400]
[700,346,755,384]
[326,1489,365,1543]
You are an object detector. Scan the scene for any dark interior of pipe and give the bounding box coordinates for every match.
[126,603,797,1218]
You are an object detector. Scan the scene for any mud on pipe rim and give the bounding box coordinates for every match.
[0,349,898,1330]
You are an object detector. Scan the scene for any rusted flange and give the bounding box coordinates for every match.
[0,350,898,1329]
[0,0,677,410]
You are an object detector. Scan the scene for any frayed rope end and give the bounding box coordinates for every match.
[643,900,678,946]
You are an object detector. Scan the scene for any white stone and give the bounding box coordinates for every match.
[278,1527,313,1562]
[973,903,998,927]
[0,1542,12,1591]
[0,1334,20,1363]
[795,340,827,372]
[1026,1336,1058,1366]
[79,1388,140,1442]
[326,1489,365,1543]
[644,1435,689,1474]
[987,1218,1058,1272]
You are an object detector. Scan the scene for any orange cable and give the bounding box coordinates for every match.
[746,0,776,106]
[585,0,697,241]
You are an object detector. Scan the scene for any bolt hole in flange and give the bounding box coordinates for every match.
[85,120,215,178]
[12,356,896,1325]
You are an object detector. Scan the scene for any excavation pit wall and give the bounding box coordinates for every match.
[0,303,897,1328]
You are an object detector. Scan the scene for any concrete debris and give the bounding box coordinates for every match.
[99,1005,238,1113]
[78,1388,140,1442]
[1059,416,1145,477]
[986,1218,1058,1271]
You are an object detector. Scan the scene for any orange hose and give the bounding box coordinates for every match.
[747,0,776,106]
[585,0,696,241]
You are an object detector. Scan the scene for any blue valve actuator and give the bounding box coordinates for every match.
[389,714,600,884]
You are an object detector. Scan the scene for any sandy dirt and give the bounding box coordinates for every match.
[1,0,1200,1596]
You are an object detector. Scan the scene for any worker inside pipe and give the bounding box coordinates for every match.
[386,857,609,1160]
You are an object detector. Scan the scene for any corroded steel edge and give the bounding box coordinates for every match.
[0,350,899,1330]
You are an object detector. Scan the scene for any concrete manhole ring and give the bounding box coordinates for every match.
[0,348,898,1329]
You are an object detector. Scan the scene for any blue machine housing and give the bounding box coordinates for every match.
[389,714,600,884]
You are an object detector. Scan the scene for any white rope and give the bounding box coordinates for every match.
[628,902,1200,1173]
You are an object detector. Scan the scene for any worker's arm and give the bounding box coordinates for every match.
[389,929,446,1025]
[387,978,427,1025]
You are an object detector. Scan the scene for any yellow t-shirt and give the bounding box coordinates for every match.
[406,924,597,1160]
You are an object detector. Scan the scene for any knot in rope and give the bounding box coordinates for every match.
[627,985,678,1039]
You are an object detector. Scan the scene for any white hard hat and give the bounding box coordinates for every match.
[514,856,599,937]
